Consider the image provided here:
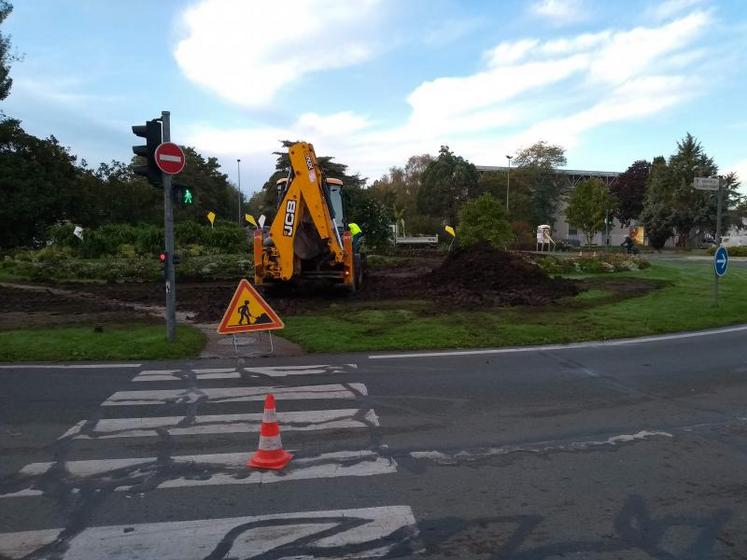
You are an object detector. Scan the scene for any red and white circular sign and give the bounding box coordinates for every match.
[154,142,186,175]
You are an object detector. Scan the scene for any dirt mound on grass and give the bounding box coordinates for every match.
[364,243,579,307]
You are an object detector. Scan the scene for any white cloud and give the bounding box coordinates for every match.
[540,31,611,55]
[530,0,588,25]
[174,0,383,107]
[185,9,715,183]
[588,11,709,84]
[483,39,540,65]
[727,160,747,187]
[646,0,708,21]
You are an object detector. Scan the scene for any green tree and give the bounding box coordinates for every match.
[699,171,742,240]
[370,153,433,234]
[0,1,17,101]
[513,140,567,226]
[667,133,717,247]
[565,178,614,247]
[174,147,243,224]
[640,156,674,250]
[345,187,392,250]
[0,118,78,247]
[457,193,513,249]
[417,145,480,225]
[611,160,650,226]
[477,169,534,224]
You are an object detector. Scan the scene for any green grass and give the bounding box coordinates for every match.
[0,324,206,362]
[282,262,747,352]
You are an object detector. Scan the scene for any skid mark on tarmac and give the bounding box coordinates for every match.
[408,430,673,466]
[418,495,731,559]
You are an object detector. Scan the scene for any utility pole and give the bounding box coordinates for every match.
[162,111,176,342]
[714,177,723,305]
[237,158,242,224]
[505,154,513,213]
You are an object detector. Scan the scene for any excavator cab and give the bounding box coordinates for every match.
[253,142,365,291]
[326,178,345,230]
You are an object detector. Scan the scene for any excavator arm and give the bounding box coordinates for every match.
[265,142,347,281]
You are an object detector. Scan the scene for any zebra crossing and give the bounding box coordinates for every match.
[0,363,420,559]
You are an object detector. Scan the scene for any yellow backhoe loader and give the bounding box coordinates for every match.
[253,141,365,291]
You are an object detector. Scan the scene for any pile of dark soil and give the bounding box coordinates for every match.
[363,243,580,307]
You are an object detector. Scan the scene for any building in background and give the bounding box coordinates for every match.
[476,166,628,247]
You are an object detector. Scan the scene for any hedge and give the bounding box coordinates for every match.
[47,221,248,258]
[535,254,651,274]
[1,251,253,283]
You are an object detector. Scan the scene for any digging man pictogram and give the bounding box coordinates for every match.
[238,300,252,325]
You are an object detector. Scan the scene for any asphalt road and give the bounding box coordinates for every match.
[2,326,747,559]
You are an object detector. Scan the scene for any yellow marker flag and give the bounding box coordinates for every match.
[207,211,216,226]
[245,214,257,227]
[444,225,456,237]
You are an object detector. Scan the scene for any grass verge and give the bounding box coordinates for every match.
[281,261,747,352]
[0,323,206,362]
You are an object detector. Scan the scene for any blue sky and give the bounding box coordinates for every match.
[3,0,747,196]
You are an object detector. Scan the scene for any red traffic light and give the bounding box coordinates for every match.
[159,252,167,263]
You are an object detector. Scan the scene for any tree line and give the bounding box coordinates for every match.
[1,0,742,252]
[0,116,246,249]
[566,134,743,248]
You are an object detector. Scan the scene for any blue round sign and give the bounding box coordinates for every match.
[714,246,729,277]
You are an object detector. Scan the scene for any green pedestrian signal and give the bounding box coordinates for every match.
[173,184,194,207]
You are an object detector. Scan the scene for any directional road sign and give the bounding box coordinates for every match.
[694,177,720,191]
[714,246,729,277]
[154,142,186,175]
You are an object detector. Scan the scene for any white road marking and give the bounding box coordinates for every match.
[192,367,239,374]
[131,369,187,382]
[131,364,358,382]
[0,506,418,560]
[0,528,61,559]
[61,409,379,439]
[104,382,368,406]
[4,451,396,497]
[245,363,358,377]
[369,323,747,360]
[0,363,141,370]
[132,370,241,382]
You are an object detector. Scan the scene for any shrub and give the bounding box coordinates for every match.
[0,253,253,283]
[707,245,747,257]
[535,254,650,274]
[44,221,248,258]
[47,223,79,247]
[458,193,513,250]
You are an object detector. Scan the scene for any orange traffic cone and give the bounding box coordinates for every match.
[248,394,293,470]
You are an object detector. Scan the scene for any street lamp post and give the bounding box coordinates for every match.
[505,155,513,213]
[237,158,242,224]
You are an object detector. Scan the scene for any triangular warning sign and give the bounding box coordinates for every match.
[217,279,284,334]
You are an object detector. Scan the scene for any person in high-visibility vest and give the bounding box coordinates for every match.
[348,222,364,252]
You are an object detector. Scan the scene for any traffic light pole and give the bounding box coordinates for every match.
[162,111,177,341]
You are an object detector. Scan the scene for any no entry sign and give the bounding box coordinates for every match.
[155,142,186,175]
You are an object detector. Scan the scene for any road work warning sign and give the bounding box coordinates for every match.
[217,279,284,334]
